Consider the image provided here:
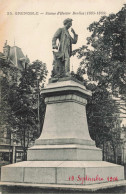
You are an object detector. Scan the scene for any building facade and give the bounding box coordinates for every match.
[0,41,30,163]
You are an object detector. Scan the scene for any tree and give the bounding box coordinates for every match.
[27,60,48,135]
[73,5,126,97]
[85,82,120,161]
[72,5,126,162]
[8,60,48,160]
[0,59,19,143]
[0,57,48,161]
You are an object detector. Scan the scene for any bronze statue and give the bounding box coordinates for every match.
[52,18,78,77]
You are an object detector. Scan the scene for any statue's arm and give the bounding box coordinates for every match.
[52,28,62,48]
[71,28,78,44]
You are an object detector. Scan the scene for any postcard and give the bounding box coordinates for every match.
[0,0,125,193]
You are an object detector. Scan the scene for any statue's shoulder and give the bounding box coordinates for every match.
[53,28,64,38]
[57,28,63,32]
[54,28,63,35]
[58,27,67,35]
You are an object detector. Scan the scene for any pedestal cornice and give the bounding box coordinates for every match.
[42,80,92,99]
[45,94,87,105]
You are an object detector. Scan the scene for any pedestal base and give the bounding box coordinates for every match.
[1,161,124,185]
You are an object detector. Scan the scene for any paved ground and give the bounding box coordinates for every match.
[0,185,126,194]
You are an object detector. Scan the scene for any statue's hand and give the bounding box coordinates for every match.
[53,46,58,50]
[71,28,75,34]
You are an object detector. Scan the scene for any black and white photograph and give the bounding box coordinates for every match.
[0,0,126,193]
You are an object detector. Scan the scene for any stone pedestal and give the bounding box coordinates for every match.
[27,80,102,161]
[1,79,125,188]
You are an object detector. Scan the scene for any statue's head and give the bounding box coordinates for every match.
[63,18,73,29]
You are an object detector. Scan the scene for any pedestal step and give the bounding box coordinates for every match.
[1,180,126,192]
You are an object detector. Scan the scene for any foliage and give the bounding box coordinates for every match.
[0,59,48,160]
[73,5,126,162]
[0,59,19,144]
[73,5,126,96]
[86,84,118,145]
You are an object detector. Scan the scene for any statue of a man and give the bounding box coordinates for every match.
[52,18,78,77]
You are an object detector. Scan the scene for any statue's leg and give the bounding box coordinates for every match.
[52,59,58,77]
[59,60,65,77]
[65,54,70,76]
[52,53,60,77]
[53,58,63,77]
[64,49,70,76]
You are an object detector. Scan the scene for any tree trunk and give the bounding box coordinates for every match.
[111,140,117,163]
[23,127,26,161]
[102,140,105,161]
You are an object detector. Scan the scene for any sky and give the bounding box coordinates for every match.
[0,0,125,75]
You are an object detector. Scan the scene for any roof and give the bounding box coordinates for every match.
[0,52,6,60]
[9,46,25,69]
